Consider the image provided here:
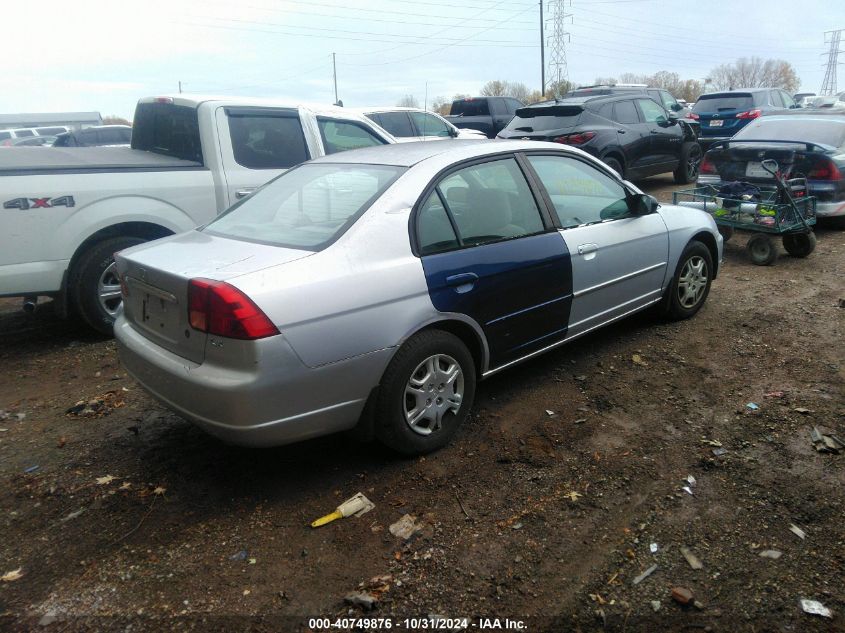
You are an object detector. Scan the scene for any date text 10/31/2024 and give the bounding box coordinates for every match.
[307,618,528,630]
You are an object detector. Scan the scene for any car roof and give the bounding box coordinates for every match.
[309,139,587,168]
[136,95,372,120]
[700,88,770,96]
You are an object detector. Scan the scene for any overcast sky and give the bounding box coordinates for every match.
[1,0,836,119]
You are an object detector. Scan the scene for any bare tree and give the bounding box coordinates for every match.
[103,115,131,126]
[430,96,451,116]
[480,80,509,97]
[396,94,420,108]
[709,57,800,93]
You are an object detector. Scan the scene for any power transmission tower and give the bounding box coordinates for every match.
[546,0,572,96]
[820,29,843,95]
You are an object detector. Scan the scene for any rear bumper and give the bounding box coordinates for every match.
[115,317,392,447]
[816,200,845,217]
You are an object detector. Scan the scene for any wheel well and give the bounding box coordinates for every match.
[68,222,174,276]
[420,320,486,375]
[693,231,719,278]
[602,150,625,168]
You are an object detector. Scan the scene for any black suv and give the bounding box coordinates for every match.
[498,94,702,183]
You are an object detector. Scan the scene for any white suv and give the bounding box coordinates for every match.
[357,107,487,143]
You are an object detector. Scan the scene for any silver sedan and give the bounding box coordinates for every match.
[115,140,722,455]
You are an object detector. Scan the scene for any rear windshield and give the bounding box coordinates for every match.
[733,117,845,148]
[506,106,583,132]
[450,99,489,117]
[204,163,405,250]
[131,102,202,163]
[36,127,67,135]
[693,93,753,113]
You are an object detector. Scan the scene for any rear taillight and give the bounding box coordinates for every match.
[699,155,717,175]
[188,278,279,340]
[807,158,843,181]
[687,112,700,120]
[736,109,762,120]
[552,131,596,145]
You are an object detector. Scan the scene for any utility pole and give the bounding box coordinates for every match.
[332,53,339,105]
[178,81,183,94]
[540,0,545,96]
[820,29,843,95]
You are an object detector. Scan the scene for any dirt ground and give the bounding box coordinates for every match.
[1,175,843,632]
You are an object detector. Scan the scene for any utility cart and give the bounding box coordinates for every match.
[672,159,816,265]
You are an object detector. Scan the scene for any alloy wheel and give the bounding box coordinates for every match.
[403,354,464,436]
[677,255,708,308]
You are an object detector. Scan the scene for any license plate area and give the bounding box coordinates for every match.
[745,161,774,178]
[127,277,181,343]
[709,119,723,127]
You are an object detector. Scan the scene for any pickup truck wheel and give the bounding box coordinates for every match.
[673,142,702,184]
[375,330,476,456]
[71,237,144,335]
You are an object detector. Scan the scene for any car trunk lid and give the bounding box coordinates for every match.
[116,230,313,363]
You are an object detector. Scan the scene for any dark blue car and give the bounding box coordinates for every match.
[690,89,799,147]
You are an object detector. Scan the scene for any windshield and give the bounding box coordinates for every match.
[204,163,405,250]
[693,93,754,113]
[733,117,845,148]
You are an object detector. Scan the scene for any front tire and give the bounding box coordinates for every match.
[662,240,713,320]
[71,236,144,335]
[673,142,702,184]
[782,231,816,258]
[375,330,476,456]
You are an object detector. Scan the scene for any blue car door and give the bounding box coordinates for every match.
[415,156,573,368]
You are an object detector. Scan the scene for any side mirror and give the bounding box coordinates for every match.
[629,193,659,215]
[671,103,683,112]
[448,127,459,138]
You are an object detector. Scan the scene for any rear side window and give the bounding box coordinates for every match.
[424,158,545,250]
[132,103,203,163]
[205,163,405,250]
[99,128,131,144]
[13,129,35,138]
[450,99,490,117]
[228,111,309,169]
[317,118,387,154]
[693,94,753,113]
[597,103,614,119]
[417,193,459,255]
[613,101,640,124]
[375,112,415,138]
[36,127,67,135]
[769,91,784,107]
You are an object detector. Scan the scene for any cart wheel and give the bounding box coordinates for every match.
[718,226,734,242]
[782,231,816,258]
[747,234,777,266]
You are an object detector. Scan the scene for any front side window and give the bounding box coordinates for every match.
[410,112,451,137]
[638,98,667,124]
[526,155,631,227]
[228,112,309,169]
[205,163,405,250]
[613,101,640,125]
[374,112,415,138]
[318,118,387,154]
[660,91,678,111]
[421,158,545,251]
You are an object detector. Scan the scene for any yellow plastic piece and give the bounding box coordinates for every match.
[311,510,343,528]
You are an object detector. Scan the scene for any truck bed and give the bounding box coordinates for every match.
[0,147,203,175]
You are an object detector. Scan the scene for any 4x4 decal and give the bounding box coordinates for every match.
[3,195,75,210]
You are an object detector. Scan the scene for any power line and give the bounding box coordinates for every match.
[820,29,843,95]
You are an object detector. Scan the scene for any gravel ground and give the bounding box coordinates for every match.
[0,175,843,632]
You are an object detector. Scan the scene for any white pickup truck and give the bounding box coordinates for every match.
[0,95,395,333]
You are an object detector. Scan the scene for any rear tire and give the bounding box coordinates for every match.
[662,240,713,320]
[602,156,624,179]
[375,330,476,456]
[747,234,777,266]
[782,231,816,258]
[718,226,734,242]
[71,236,144,335]
[673,142,702,184]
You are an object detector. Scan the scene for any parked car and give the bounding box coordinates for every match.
[444,96,523,138]
[34,126,70,136]
[53,125,132,147]
[0,95,396,334]
[115,140,722,454]
[0,128,39,144]
[358,107,487,142]
[1,136,57,147]
[497,94,702,183]
[806,94,845,109]
[793,92,816,104]
[689,88,799,146]
[698,110,845,226]
[565,84,692,118]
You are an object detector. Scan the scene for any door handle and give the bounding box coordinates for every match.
[445,272,478,292]
[577,243,598,255]
[617,129,626,134]
[235,188,255,199]
[650,130,660,134]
